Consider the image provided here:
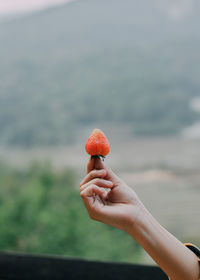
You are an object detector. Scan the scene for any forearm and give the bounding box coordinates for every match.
[128,206,199,280]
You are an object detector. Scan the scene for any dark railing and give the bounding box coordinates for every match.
[0,252,168,280]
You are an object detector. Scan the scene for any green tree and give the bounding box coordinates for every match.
[0,162,141,263]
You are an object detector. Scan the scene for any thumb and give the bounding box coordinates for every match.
[94,157,120,184]
[94,156,105,170]
[105,166,120,184]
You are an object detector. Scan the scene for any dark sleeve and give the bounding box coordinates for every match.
[168,243,200,280]
[185,243,200,280]
[185,243,200,260]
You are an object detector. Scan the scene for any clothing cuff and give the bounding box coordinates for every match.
[184,243,200,261]
[168,243,200,280]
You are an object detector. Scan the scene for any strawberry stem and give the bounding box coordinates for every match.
[91,155,106,161]
[100,155,105,161]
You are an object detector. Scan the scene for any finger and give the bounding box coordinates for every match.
[105,167,120,183]
[80,178,113,192]
[80,184,107,198]
[87,156,120,186]
[80,184,107,218]
[93,157,119,182]
[80,169,107,186]
[87,156,95,174]
[94,156,105,170]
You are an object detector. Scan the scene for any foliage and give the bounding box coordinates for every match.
[0,162,141,263]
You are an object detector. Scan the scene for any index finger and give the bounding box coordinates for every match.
[87,156,95,174]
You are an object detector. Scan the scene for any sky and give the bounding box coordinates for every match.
[0,0,195,20]
[0,0,75,15]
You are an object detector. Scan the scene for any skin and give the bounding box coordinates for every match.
[80,156,200,280]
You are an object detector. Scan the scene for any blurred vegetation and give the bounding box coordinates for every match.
[0,161,141,263]
[0,0,200,146]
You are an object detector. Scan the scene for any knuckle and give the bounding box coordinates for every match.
[80,184,86,192]
[90,170,96,177]
[90,183,97,189]
[90,169,102,178]
[93,178,100,184]
[80,191,84,198]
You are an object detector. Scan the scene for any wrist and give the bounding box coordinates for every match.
[125,202,150,237]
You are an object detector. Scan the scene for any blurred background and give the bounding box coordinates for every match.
[0,0,199,265]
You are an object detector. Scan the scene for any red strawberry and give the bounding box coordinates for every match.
[85,129,110,158]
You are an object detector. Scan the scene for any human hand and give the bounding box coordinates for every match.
[80,156,144,233]
[81,158,200,280]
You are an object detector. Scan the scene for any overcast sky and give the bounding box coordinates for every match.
[0,0,195,21]
[0,0,75,15]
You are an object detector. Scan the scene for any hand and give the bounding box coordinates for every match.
[80,156,144,233]
[80,157,200,280]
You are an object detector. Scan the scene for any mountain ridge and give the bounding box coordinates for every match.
[0,0,199,146]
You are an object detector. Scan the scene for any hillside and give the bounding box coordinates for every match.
[0,0,200,146]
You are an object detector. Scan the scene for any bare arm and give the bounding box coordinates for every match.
[128,207,200,280]
[80,157,200,280]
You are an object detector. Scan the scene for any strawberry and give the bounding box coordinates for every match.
[85,128,110,158]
